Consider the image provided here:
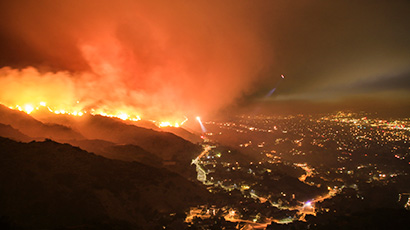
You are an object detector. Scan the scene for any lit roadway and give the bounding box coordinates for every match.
[192,145,212,165]
[224,213,272,229]
[226,164,342,226]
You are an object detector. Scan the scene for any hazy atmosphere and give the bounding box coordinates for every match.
[1,0,409,121]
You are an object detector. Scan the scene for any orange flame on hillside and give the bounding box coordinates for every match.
[0,67,190,128]
[5,101,190,128]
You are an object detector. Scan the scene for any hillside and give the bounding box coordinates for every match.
[0,137,210,229]
[161,126,202,143]
[69,115,202,176]
[0,106,202,177]
[0,105,83,141]
[67,139,163,168]
[0,123,32,142]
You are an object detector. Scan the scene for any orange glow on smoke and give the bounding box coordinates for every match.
[0,0,270,128]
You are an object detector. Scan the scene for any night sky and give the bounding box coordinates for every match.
[0,0,409,119]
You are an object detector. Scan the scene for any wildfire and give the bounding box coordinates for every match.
[155,116,188,128]
[5,101,188,128]
[158,122,175,128]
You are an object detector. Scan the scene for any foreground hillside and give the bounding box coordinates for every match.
[0,137,210,229]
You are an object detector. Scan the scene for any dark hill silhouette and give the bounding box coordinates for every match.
[0,105,83,140]
[71,115,202,176]
[31,108,202,148]
[0,106,202,177]
[67,139,163,168]
[120,119,202,143]
[0,137,210,229]
[0,123,32,142]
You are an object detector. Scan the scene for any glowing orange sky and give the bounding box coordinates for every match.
[0,0,272,122]
[0,0,409,119]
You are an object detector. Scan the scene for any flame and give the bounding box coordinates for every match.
[3,101,189,128]
[0,67,191,128]
[24,104,34,114]
[158,121,172,127]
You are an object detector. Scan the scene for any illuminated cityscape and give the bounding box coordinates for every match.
[185,112,410,229]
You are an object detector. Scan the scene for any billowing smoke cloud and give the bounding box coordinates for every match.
[0,67,77,109]
[0,0,271,122]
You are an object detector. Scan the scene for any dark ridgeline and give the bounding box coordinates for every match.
[0,105,212,229]
[0,105,84,141]
[0,123,32,143]
[0,105,202,177]
[66,139,164,168]
[70,114,201,176]
[0,137,210,229]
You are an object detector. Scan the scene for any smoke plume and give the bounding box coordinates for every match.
[0,0,271,122]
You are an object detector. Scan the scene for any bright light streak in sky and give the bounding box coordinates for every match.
[196,116,207,133]
[265,74,285,98]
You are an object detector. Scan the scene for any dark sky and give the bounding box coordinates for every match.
[0,0,409,119]
[253,1,410,103]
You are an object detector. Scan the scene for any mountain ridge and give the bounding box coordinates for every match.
[0,137,210,229]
